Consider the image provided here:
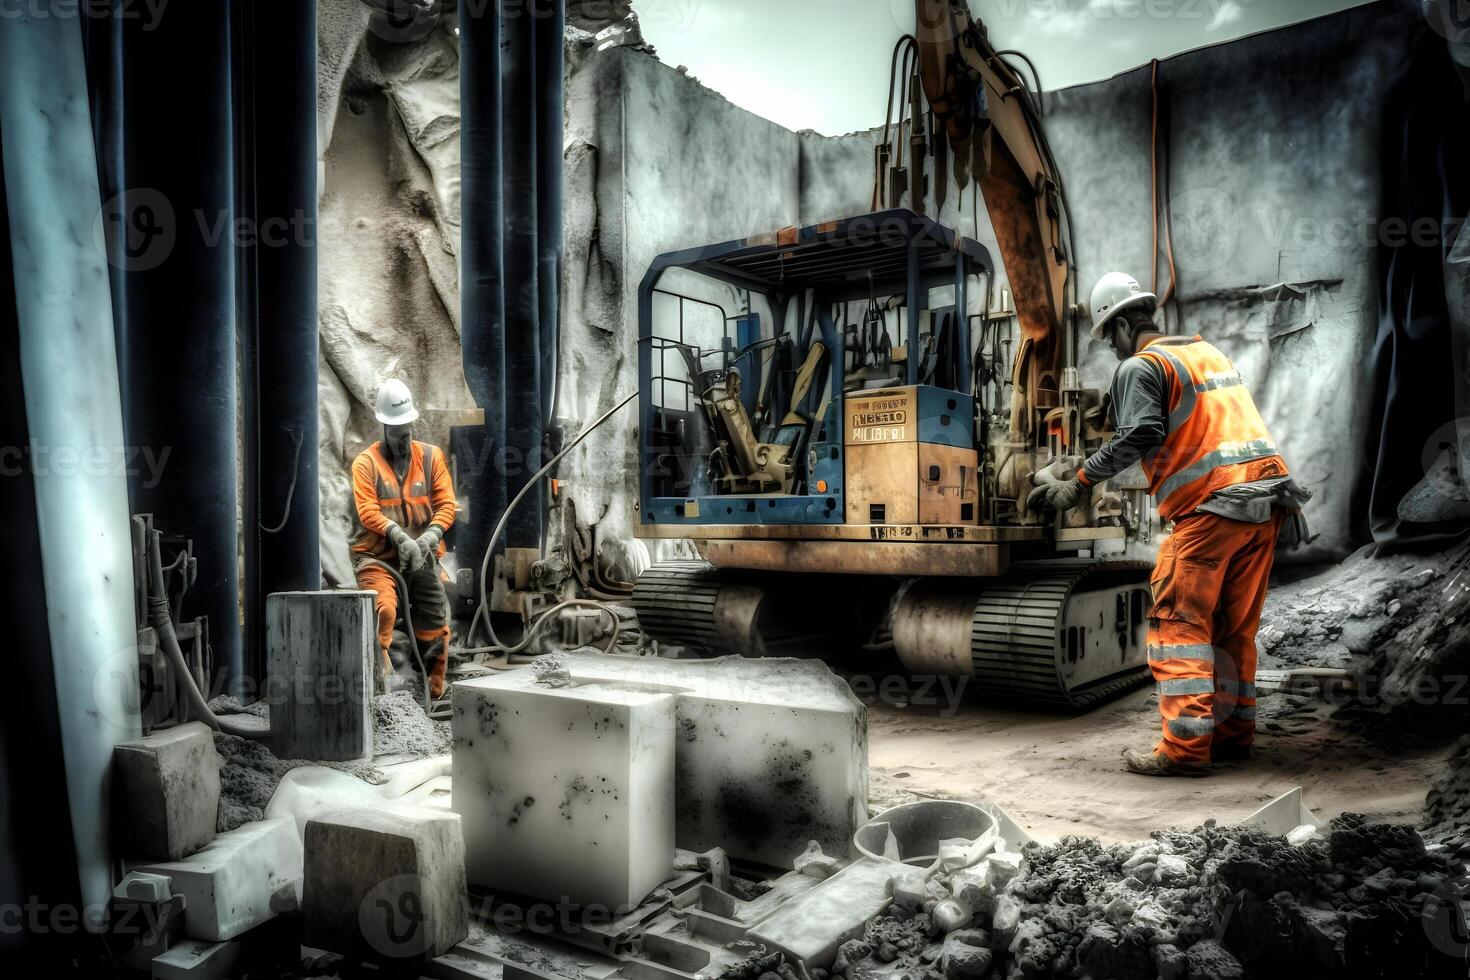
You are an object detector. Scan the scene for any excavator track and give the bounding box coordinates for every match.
[963,559,1153,708]
[633,558,1153,709]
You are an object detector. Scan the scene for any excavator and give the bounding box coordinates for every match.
[628,1,1155,708]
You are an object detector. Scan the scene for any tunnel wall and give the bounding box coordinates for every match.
[316,0,1436,580]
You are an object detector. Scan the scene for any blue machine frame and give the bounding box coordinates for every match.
[637,209,994,528]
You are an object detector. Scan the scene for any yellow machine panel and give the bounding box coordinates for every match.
[846,442,979,525]
[845,387,918,444]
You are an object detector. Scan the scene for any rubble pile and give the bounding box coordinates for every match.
[1425,735,1470,848]
[806,815,1468,980]
[1258,538,1470,699]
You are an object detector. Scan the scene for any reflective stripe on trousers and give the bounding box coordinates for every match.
[1147,511,1282,764]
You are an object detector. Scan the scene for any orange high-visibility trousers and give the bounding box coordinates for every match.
[1148,510,1285,764]
[355,561,451,698]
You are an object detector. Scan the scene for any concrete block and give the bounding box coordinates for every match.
[522,654,868,869]
[303,804,468,962]
[134,816,303,941]
[452,672,677,913]
[115,722,220,861]
[267,590,375,762]
[745,857,895,969]
[151,938,241,980]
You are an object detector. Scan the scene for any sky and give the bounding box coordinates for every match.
[636,0,1377,135]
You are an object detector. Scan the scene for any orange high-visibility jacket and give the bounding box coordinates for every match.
[351,441,457,560]
[1135,336,1288,521]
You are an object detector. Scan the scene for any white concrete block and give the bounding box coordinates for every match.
[303,805,469,962]
[452,672,677,913]
[521,654,868,870]
[267,590,376,762]
[115,722,220,861]
[151,938,241,980]
[134,817,303,941]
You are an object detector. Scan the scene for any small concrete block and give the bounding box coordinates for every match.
[986,849,1023,887]
[115,722,220,861]
[134,817,303,941]
[151,938,241,980]
[267,590,375,762]
[746,857,895,968]
[452,673,677,913]
[115,871,174,904]
[303,805,468,962]
[793,841,840,879]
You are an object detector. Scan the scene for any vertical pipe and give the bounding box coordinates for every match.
[459,0,507,578]
[956,252,970,395]
[535,1,565,422]
[0,2,141,917]
[906,240,921,385]
[501,3,544,548]
[244,0,320,682]
[113,0,242,695]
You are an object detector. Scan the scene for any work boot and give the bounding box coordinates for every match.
[1211,741,1253,763]
[427,653,448,700]
[1122,746,1211,778]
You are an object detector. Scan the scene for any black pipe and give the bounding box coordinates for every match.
[459,0,508,576]
[535,1,565,423]
[243,0,321,684]
[501,1,546,549]
[104,1,244,695]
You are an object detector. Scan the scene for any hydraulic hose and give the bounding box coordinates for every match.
[467,391,638,656]
[357,556,432,714]
[145,530,257,737]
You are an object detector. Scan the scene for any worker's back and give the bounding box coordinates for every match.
[1134,336,1287,521]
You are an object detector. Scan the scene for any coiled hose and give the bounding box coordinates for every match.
[356,556,433,713]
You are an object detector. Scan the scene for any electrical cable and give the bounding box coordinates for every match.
[466,391,638,655]
[993,49,1044,117]
[259,428,303,534]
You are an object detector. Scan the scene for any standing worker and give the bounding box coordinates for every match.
[352,379,458,699]
[1029,273,1310,777]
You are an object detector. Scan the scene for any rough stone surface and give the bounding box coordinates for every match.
[133,817,304,942]
[548,654,869,870]
[267,590,376,762]
[303,805,468,962]
[451,669,678,912]
[116,722,221,861]
[214,731,384,833]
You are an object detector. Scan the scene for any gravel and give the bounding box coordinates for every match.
[817,816,1468,980]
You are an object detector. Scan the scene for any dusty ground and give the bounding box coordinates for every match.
[862,682,1459,844]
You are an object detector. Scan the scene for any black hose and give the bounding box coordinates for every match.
[358,557,432,714]
[145,531,257,737]
[468,391,638,653]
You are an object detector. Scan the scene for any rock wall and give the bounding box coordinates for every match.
[317,0,1437,579]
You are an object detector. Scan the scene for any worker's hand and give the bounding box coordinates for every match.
[1027,478,1088,515]
[414,525,444,565]
[387,523,424,573]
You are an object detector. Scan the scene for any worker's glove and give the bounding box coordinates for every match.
[1027,478,1088,515]
[387,523,424,574]
[414,525,444,565]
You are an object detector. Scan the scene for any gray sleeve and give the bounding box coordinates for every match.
[1081,355,1169,484]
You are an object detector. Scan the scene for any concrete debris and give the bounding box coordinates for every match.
[794,841,841,880]
[372,690,452,758]
[1258,538,1470,703]
[1425,733,1470,846]
[214,733,384,833]
[808,812,1467,979]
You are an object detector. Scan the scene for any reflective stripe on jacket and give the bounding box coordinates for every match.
[351,441,457,560]
[1136,337,1288,521]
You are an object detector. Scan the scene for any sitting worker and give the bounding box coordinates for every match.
[1029,272,1310,777]
[351,378,458,699]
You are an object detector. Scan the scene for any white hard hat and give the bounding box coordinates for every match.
[374,378,420,425]
[1089,272,1157,339]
